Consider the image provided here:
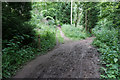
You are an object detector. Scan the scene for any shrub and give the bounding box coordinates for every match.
[2,41,38,78]
[92,26,119,79]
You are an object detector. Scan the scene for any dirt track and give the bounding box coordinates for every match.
[14,28,100,78]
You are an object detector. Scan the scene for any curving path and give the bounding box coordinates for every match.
[14,28,100,78]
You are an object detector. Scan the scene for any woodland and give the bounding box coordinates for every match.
[2,1,120,79]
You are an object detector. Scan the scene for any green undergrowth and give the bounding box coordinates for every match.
[62,24,89,40]
[34,24,56,52]
[56,28,64,44]
[2,23,56,78]
[2,43,38,78]
[92,26,119,79]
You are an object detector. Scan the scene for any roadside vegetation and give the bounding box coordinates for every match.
[2,1,120,79]
[2,2,56,78]
[62,24,89,40]
[62,2,120,79]
[92,27,119,78]
[91,2,120,79]
[2,2,71,78]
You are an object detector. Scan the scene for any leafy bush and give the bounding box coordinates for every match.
[2,41,38,78]
[3,19,56,79]
[2,16,56,79]
[39,29,56,51]
[2,2,57,78]
[62,24,89,40]
[92,26,119,79]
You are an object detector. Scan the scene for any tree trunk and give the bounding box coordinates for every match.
[85,10,87,31]
[71,0,72,25]
[75,6,79,27]
[77,11,82,26]
[73,3,77,26]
